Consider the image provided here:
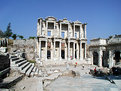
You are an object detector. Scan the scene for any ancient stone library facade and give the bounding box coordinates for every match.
[89,35,121,68]
[36,17,87,63]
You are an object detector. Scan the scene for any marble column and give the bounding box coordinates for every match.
[98,49,102,67]
[68,41,70,60]
[65,42,67,60]
[39,40,41,59]
[46,21,48,36]
[60,23,61,37]
[84,43,86,59]
[53,22,56,36]
[37,23,39,36]
[53,40,55,61]
[80,41,82,60]
[74,24,75,37]
[109,51,114,68]
[84,24,86,39]
[60,41,61,60]
[77,43,79,60]
[51,42,53,60]
[80,24,82,39]
[39,19,42,35]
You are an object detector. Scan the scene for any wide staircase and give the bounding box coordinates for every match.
[9,51,43,77]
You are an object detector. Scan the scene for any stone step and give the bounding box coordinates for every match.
[15,59,25,64]
[0,74,24,88]
[21,63,31,74]
[33,67,37,72]
[29,66,35,77]
[19,62,29,71]
[30,72,34,77]
[26,64,34,76]
[10,55,17,58]
[11,57,19,61]
[31,67,37,76]
[9,52,41,77]
[17,60,27,67]
[21,62,30,70]
[25,64,32,73]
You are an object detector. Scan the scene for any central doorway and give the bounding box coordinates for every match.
[61,50,65,59]
[47,50,51,59]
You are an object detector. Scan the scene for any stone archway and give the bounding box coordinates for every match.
[93,51,98,66]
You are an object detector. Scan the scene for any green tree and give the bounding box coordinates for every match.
[0,29,4,38]
[12,34,17,40]
[29,36,36,39]
[4,23,13,38]
[18,35,24,39]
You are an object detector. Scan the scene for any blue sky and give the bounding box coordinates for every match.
[0,0,121,43]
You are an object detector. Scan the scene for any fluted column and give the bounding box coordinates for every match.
[109,51,114,68]
[84,24,86,39]
[98,49,102,67]
[73,42,75,59]
[84,43,86,59]
[46,21,48,36]
[37,23,40,36]
[65,42,67,60]
[74,23,75,37]
[39,19,42,35]
[39,40,41,59]
[53,40,55,61]
[77,43,79,60]
[80,24,82,39]
[60,23,61,37]
[80,41,82,60]
[51,42,53,60]
[68,41,70,60]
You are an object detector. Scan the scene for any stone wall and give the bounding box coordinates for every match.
[9,39,37,61]
[0,54,10,71]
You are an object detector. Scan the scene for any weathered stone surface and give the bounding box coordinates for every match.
[13,77,43,91]
[9,39,37,61]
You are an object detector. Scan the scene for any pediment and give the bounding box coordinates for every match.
[46,16,56,21]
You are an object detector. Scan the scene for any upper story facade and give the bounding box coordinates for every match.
[37,16,87,40]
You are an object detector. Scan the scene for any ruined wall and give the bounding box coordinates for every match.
[0,54,10,71]
[9,39,37,61]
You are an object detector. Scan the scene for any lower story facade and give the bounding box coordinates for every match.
[37,37,87,63]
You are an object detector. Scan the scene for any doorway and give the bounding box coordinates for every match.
[93,52,98,66]
[61,50,65,59]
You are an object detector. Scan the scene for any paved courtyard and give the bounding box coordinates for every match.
[45,65,121,91]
